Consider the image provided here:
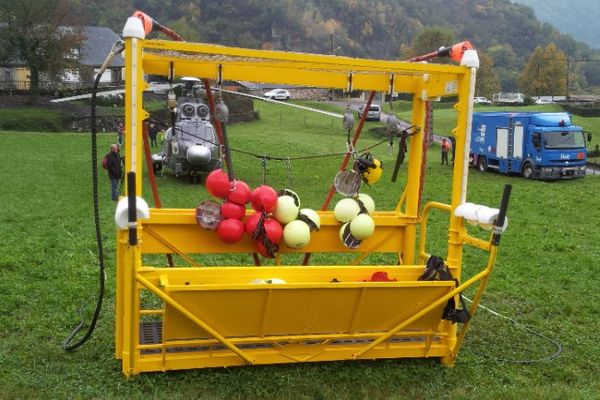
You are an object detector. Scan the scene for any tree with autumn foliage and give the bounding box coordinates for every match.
[0,0,83,103]
[476,53,501,99]
[520,43,567,97]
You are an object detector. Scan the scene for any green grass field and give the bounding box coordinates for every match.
[1,101,599,399]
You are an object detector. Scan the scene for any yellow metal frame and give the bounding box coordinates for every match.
[115,36,501,376]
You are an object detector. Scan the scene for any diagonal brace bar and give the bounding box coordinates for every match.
[352,267,491,359]
[144,226,203,268]
[136,274,255,365]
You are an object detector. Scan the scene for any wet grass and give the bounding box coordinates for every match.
[0,101,599,398]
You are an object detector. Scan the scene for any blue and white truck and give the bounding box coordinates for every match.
[470,112,588,180]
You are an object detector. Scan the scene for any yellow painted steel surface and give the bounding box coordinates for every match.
[115,34,502,376]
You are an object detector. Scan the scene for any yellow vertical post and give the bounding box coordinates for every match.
[401,93,426,264]
[447,55,479,276]
[123,22,147,196]
[115,232,126,358]
[120,17,147,376]
[442,52,479,366]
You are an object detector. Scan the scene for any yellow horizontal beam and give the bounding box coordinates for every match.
[138,265,428,286]
[139,209,416,255]
[462,233,492,251]
[140,40,465,95]
[143,39,466,74]
[132,342,451,373]
[146,208,414,226]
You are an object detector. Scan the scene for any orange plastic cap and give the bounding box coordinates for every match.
[450,41,473,62]
[133,11,154,36]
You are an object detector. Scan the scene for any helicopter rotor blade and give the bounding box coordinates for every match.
[209,87,343,119]
[49,88,125,103]
[50,83,344,120]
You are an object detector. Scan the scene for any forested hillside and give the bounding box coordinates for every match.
[76,0,600,94]
[513,0,600,49]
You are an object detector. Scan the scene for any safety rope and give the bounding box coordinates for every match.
[171,125,391,162]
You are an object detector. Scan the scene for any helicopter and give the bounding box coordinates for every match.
[50,76,350,185]
[150,78,221,182]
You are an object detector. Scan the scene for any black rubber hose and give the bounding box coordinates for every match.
[62,71,105,351]
[62,39,123,351]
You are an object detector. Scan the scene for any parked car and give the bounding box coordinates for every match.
[147,82,172,95]
[474,96,492,104]
[263,89,291,100]
[357,104,381,121]
[534,98,554,105]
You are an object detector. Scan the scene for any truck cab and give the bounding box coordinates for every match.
[470,112,587,180]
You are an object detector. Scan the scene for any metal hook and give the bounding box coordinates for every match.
[261,155,268,184]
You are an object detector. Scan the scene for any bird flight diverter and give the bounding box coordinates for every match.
[195,200,222,230]
[334,170,362,197]
[343,105,355,132]
[386,115,400,134]
[215,99,229,123]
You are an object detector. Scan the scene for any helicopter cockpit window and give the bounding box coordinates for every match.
[197,104,209,119]
[182,104,195,118]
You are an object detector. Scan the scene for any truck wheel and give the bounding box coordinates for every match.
[477,156,488,172]
[522,162,533,179]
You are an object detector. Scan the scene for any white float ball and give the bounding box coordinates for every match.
[299,208,321,230]
[357,193,375,215]
[350,214,375,240]
[274,195,300,224]
[334,198,360,222]
[283,220,311,248]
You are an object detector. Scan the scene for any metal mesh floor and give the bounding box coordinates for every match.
[139,322,439,355]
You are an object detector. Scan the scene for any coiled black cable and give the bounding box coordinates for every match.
[62,40,124,351]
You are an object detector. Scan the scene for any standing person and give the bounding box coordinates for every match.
[450,134,456,164]
[441,138,450,165]
[157,128,165,146]
[106,144,123,201]
[148,122,158,147]
[117,121,124,147]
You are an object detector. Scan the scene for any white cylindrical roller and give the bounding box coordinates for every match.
[115,196,150,229]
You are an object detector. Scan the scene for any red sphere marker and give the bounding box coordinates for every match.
[227,180,251,205]
[245,212,262,235]
[250,185,278,213]
[216,218,245,244]
[221,201,246,220]
[254,239,273,258]
[206,169,230,198]
[263,218,283,244]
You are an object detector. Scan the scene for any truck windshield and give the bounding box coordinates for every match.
[543,131,585,149]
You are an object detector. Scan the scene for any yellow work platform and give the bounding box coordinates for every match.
[115,17,509,376]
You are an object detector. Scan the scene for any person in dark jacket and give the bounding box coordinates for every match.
[450,134,456,163]
[106,144,123,201]
[148,122,158,147]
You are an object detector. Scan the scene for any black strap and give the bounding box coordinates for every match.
[419,256,471,324]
